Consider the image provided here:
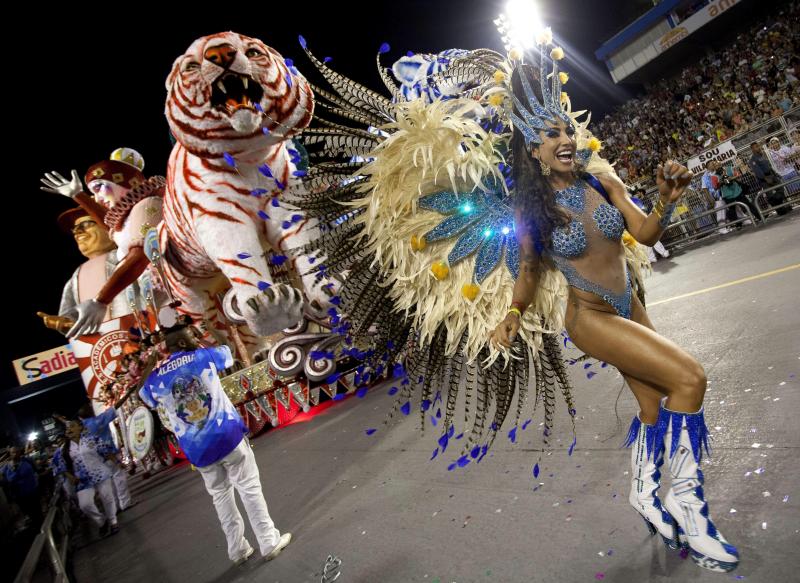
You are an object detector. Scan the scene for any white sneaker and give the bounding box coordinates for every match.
[264,533,292,562]
[718,228,731,234]
[233,546,254,566]
[742,219,753,226]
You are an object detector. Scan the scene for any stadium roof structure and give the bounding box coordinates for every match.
[596,0,749,84]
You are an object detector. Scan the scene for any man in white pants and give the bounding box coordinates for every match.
[139,322,291,565]
[54,421,119,536]
[77,403,134,510]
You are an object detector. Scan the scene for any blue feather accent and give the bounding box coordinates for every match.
[623,416,641,448]
[474,233,503,283]
[424,212,480,242]
[657,406,712,463]
[298,35,307,49]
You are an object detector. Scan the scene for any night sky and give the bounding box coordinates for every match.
[9,1,648,388]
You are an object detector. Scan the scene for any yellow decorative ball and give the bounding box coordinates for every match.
[560,91,569,104]
[536,27,553,45]
[488,93,505,107]
[461,283,480,301]
[431,261,450,280]
[493,70,506,83]
[550,47,565,61]
[508,47,523,61]
[110,147,145,171]
[559,72,569,84]
[588,137,603,152]
[410,235,427,251]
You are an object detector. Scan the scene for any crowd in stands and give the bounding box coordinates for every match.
[596,2,800,185]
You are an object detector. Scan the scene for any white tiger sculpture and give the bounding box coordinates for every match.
[159,32,330,350]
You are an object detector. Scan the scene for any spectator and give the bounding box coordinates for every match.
[766,136,800,193]
[747,141,790,215]
[139,322,292,566]
[701,160,732,234]
[0,446,42,528]
[718,161,759,225]
[595,3,799,184]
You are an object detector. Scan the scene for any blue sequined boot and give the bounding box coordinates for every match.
[624,415,680,549]
[658,405,739,572]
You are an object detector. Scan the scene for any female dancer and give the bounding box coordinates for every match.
[492,65,739,573]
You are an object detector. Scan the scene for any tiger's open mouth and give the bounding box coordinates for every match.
[210,72,264,114]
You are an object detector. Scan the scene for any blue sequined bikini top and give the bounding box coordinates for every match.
[547,175,633,319]
[551,178,625,258]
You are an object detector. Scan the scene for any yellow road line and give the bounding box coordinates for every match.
[649,263,800,306]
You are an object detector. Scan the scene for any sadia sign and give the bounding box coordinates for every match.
[12,346,78,385]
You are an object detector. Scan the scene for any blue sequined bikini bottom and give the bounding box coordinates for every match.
[553,258,633,320]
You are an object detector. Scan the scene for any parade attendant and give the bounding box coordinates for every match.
[77,403,134,511]
[54,420,120,536]
[139,322,291,565]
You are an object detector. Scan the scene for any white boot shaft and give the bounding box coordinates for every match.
[625,416,678,547]
[659,406,739,573]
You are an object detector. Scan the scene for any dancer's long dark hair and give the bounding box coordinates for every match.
[510,64,570,250]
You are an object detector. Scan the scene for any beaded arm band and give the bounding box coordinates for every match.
[652,198,677,229]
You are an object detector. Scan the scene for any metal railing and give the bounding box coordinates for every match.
[662,201,760,250]
[633,108,800,250]
[14,490,71,583]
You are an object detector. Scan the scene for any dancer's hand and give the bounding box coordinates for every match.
[491,312,520,349]
[656,160,693,202]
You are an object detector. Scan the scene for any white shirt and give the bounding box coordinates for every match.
[767,145,799,177]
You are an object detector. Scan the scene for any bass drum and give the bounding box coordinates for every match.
[127,406,154,461]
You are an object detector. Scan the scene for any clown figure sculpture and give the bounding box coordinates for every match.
[41,148,165,338]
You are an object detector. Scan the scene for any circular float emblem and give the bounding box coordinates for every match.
[90,330,130,385]
[127,406,154,460]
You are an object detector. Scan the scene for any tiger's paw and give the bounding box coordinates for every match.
[229,284,305,337]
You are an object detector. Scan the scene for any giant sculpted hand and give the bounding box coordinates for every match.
[66,299,107,339]
[40,170,83,199]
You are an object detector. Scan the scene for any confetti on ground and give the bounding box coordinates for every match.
[752,443,762,448]
[762,522,768,530]
[755,468,765,475]
[680,548,690,560]
[730,508,737,513]
[595,573,605,580]
[763,491,771,497]
[607,550,613,556]
[779,381,786,386]
[783,495,789,503]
